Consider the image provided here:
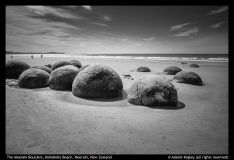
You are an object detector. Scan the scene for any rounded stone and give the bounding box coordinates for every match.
[44,64,52,68]
[70,60,82,69]
[181,62,187,64]
[6,60,30,79]
[49,65,79,90]
[173,71,203,86]
[51,61,72,70]
[127,75,178,106]
[163,66,182,75]
[18,68,50,88]
[137,66,151,72]
[31,66,52,74]
[188,63,199,68]
[72,64,123,99]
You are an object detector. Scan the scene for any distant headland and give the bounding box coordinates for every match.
[6,51,65,54]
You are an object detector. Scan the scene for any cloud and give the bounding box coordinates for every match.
[82,5,92,11]
[173,27,199,37]
[25,6,84,20]
[90,22,107,27]
[169,23,191,31]
[143,37,155,41]
[208,6,228,15]
[100,15,111,21]
[129,43,141,47]
[210,21,228,28]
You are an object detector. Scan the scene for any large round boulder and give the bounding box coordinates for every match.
[51,61,72,70]
[18,68,50,88]
[188,63,199,68]
[31,66,52,74]
[70,60,82,69]
[163,66,182,75]
[6,60,30,79]
[72,64,123,99]
[137,66,151,72]
[127,75,178,106]
[173,71,203,86]
[49,65,79,90]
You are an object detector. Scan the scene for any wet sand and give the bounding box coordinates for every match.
[6,56,228,154]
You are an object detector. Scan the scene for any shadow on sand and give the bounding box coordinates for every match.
[144,101,185,110]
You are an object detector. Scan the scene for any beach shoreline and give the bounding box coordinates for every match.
[6,57,228,154]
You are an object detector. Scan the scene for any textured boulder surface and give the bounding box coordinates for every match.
[6,60,30,79]
[163,66,182,75]
[51,61,72,70]
[173,71,203,86]
[137,66,151,72]
[127,75,178,106]
[31,66,52,74]
[70,60,82,69]
[18,68,50,89]
[72,64,123,99]
[188,63,199,68]
[49,65,79,90]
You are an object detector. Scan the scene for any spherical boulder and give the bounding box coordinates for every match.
[70,60,82,69]
[31,66,52,74]
[44,64,52,68]
[173,71,203,86]
[188,63,199,68]
[51,61,72,70]
[127,75,178,106]
[6,60,30,79]
[137,66,151,72]
[72,64,123,98]
[163,66,182,75]
[18,68,50,88]
[49,65,79,90]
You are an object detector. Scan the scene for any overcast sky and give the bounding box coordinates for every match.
[6,6,228,54]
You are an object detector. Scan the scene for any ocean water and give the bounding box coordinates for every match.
[6,54,228,62]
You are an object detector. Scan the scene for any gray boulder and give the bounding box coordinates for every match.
[70,60,82,69]
[31,66,52,74]
[188,63,199,68]
[173,71,203,86]
[137,66,151,72]
[51,61,72,70]
[44,64,52,68]
[181,62,187,64]
[6,60,30,79]
[163,66,182,75]
[49,65,79,90]
[127,75,178,106]
[72,64,123,98]
[18,68,50,88]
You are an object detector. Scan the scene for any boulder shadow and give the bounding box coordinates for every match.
[145,101,185,110]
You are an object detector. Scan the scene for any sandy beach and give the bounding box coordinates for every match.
[6,56,228,154]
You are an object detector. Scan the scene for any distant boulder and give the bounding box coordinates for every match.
[18,68,50,88]
[163,66,182,75]
[6,60,30,79]
[181,62,187,64]
[49,65,79,90]
[173,71,203,86]
[44,64,52,68]
[70,60,82,69]
[31,66,52,74]
[127,75,178,106]
[188,63,199,68]
[72,64,123,98]
[51,61,72,70]
[137,66,151,72]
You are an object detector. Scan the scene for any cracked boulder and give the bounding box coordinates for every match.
[127,75,178,106]
[31,66,52,74]
[49,65,79,90]
[188,63,199,68]
[163,66,182,75]
[51,61,72,70]
[72,64,123,98]
[6,60,30,79]
[70,60,82,69]
[173,71,203,86]
[137,66,151,72]
[18,68,50,88]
